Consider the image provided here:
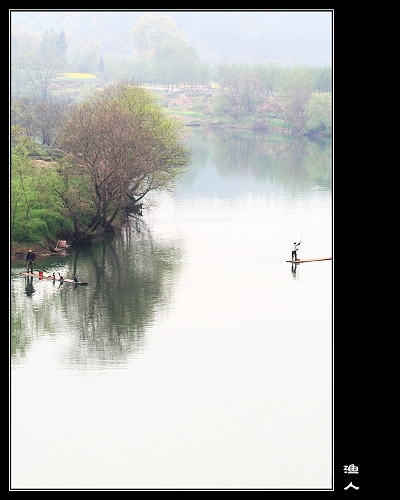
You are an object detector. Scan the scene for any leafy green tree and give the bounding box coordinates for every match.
[131,14,200,87]
[131,14,184,57]
[154,38,199,89]
[75,40,101,73]
[254,63,282,95]
[278,67,314,132]
[11,27,67,99]
[25,29,66,99]
[312,66,332,93]
[57,82,191,233]
[304,92,332,135]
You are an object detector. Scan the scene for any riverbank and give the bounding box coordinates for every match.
[161,91,331,138]
[10,243,56,262]
[167,112,330,139]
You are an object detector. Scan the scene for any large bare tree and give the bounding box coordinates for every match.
[57,82,190,233]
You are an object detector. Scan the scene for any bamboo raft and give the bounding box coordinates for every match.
[20,271,88,285]
[286,257,332,263]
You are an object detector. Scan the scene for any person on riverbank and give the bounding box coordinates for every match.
[25,249,36,273]
[292,242,301,261]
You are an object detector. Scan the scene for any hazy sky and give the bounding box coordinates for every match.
[10,9,333,66]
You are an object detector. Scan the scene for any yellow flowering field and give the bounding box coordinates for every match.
[60,73,96,79]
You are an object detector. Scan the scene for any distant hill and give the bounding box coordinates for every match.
[10,10,332,67]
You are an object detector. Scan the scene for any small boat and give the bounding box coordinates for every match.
[286,257,332,263]
[20,271,88,285]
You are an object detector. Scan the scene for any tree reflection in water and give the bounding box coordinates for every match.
[11,218,183,369]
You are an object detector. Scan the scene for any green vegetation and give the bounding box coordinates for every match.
[11,140,74,248]
[304,92,332,135]
[11,83,191,250]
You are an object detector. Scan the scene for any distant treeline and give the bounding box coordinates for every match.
[11,14,331,93]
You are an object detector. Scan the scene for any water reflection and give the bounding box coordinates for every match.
[184,128,332,193]
[24,276,35,297]
[291,262,300,280]
[11,219,183,369]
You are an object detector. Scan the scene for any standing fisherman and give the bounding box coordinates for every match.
[291,240,301,261]
[25,249,36,273]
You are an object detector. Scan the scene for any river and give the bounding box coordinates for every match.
[10,127,332,490]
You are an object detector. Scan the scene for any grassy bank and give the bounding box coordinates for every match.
[159,91,293,134]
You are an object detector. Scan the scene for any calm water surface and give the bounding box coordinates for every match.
[10,129,332,490]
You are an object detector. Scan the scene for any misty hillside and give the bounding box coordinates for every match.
[10,10,332,67]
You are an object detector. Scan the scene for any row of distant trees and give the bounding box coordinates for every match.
[11,17,332,95]
[11,70,331,144]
